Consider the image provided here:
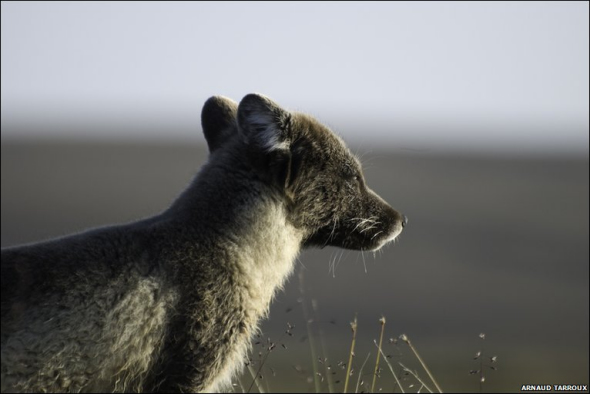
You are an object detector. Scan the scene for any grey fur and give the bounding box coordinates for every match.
[1,94,406,393]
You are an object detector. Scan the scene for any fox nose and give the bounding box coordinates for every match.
[401,215,408,228]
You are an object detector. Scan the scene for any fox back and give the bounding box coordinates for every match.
[1,94,406,393]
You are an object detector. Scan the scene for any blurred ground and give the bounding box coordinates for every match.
[1,139,588,392]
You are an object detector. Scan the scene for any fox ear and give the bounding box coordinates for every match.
[201,96,239,153]
[237,93,291,152]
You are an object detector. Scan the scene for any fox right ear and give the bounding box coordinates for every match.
[201,96,239,153]
[237,93,291,152]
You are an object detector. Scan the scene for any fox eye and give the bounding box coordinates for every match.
[346,173,362,189]
[342,163,361,185]
[343,171,356,181]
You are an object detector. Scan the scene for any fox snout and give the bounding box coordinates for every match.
[361,189,407,251]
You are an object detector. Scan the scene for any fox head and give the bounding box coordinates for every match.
[201,93,406,251]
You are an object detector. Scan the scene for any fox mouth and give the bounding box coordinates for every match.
[369,225,403,251]
[331,219,404,252]
[305,214,406,251]
[358,214,407,252]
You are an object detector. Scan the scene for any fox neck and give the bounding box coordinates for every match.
[231,200,303,318]
[169,161,305,318]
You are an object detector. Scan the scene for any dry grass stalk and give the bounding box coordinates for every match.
[343,317,358,393]
[374,339,405,393]
[400,334,443,393]
[371,317,386,393]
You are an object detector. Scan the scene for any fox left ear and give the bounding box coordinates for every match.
[201,96,239,153]
[237,93,291,152]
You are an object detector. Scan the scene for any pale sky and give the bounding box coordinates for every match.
[1,1,588,153]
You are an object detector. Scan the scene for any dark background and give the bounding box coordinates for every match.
[2,137,587,392]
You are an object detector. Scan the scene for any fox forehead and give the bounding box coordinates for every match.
[292,112,361,167]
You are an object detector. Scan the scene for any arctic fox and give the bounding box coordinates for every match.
[1,94,407,392]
